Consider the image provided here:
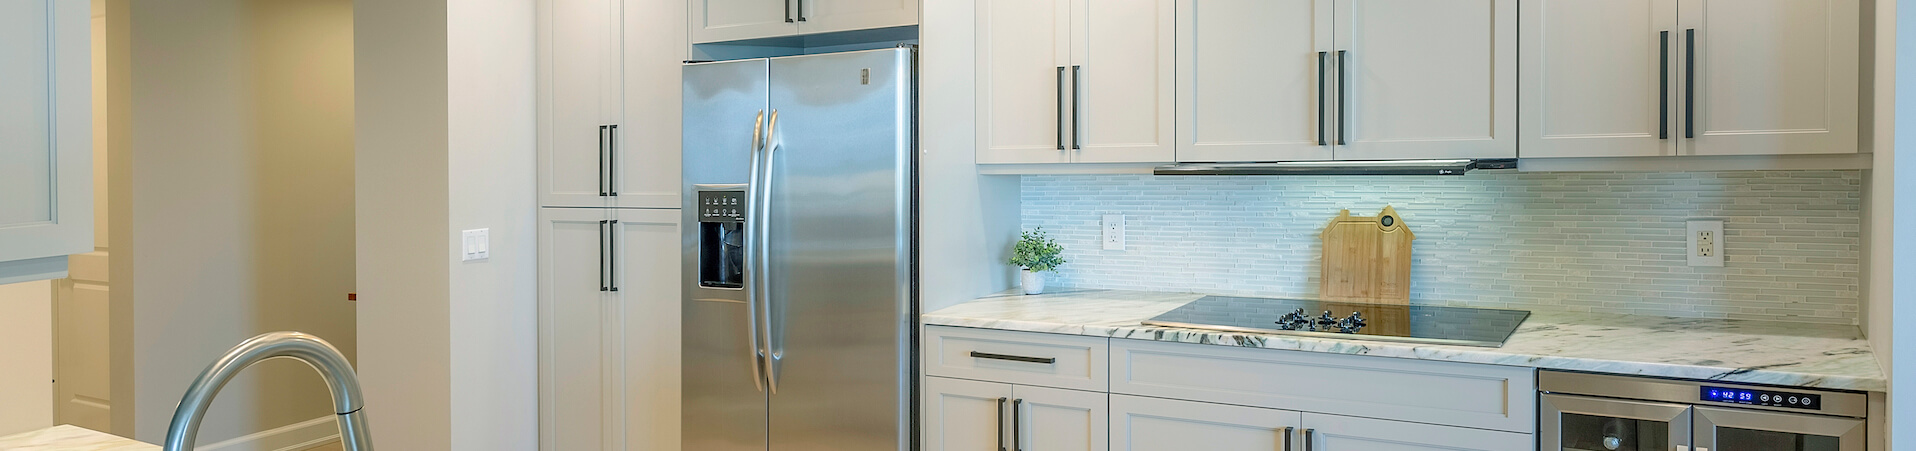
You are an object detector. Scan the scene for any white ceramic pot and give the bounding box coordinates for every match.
[1021,269,1046,295]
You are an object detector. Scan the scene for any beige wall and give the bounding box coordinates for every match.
[355,0,538,448]
[125,0,356,444]
[0,280,53,437]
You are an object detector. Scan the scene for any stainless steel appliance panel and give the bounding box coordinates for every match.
[761,48,914,451]
[682,58,770,451]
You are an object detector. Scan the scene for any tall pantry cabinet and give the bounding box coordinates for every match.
[0,0,92,284]
[536,0,683,448]
[1519,0,1860,157]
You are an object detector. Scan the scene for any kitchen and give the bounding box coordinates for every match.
[0,0,1906,450]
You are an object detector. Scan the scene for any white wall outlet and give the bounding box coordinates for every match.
[1686,220,1723,267]
[462,228,490,262]
[1102,215,1125,250]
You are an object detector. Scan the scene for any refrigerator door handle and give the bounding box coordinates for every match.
[744,109,767,392]
[760,109,782,395]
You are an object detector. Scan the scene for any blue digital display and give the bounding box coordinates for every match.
[1700,386,1820,410]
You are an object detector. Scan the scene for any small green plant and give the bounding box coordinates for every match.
[1009,228,1067,272]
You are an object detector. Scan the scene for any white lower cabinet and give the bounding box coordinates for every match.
[923,376,1108,451]
[1112,394,1303,451]
[539,207,681,451]
[1306,412,1533,451]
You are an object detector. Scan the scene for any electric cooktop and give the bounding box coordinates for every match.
[1141,295,1530,348]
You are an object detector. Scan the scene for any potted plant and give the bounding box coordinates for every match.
[1008,228,1066,295]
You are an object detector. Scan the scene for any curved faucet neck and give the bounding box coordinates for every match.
[163,332,372,451]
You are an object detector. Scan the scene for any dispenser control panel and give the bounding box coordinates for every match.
[699,191,746,222]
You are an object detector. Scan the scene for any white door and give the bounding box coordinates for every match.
[0,0,91,275]
[796,0,918,35]
[975,0,1072,164]
[1175,0,1334,163]
[538,208,619,451]
[1014,385,1107,451]
[1111,394,1304,451]
[614,208,683,451]
[923,376,1014,451]
[1678,0,1859,155]
[1331,0,1516,160]
[539,0,618,208]
[691,0,800,43]
[1518,0,1679,158]
[1072,0,1176,163]
[1304,412,1532,451]
[613,0,684,209]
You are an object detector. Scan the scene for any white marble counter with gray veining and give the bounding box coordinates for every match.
[924,289,1887,392]
[0,425,157,451]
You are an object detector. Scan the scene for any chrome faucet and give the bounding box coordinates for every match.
[164,331,372,451]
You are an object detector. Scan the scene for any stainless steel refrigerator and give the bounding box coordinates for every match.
[681,47,916,451]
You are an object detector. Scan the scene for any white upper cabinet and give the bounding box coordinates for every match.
[0,0,91,284]
[1519,0,1679,158]
[1520,0,1860,158]
[1174,0,1334,163]
[1332,0,1517,161]
[540,0,683,208]
[977,0,1175,164]
[691,0,917,44]
[1679,0,1859,156]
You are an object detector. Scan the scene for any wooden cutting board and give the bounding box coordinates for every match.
[1319,206,1415,305]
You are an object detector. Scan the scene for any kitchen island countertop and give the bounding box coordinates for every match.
[0,425,156,451]
[925,289,1886,392]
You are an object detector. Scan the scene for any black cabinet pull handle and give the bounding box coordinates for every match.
[970,351,1055,364]
[1056,66,1066,151]
[1303,428,1315,451]
[598,220,609,291]
[1284,426,1294,451]
[1685,28,1695,139]
[1012,398,1024,451]
[1336,50,1348,146]
[997,397,1008,451]
[1072,65,1083,150]
[608,220,619,291]
[785,0,794,22]
[607,125,618,197]
[796,0,806,21]
[1317,51,1328,146]
[1660,30,1670,140]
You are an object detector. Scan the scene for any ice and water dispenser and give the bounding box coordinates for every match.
[696,189,746,289]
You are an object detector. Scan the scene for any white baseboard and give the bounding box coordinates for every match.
[199,415,341,451]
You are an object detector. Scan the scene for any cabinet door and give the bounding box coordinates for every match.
[538,208,617,451]
[1518,0,1679,158]
[1175,0,1333,163]
[539,0,618,208]
[1111,394,1303,451]
[613,0,684,208]
[691,0,800,44]
[1014,385,1107,451]
[1332,0,1517,160]
[1304,412,1532,451]
[923,376,1013,451]
[796,0,918,35]
[976,0,1072,164]
[1678,0,1859,155]
[614,209,683,451]
[1072,0,1175,163]
[0,0,90,281]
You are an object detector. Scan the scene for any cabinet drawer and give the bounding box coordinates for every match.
[1111,339,1535,433]
[925,326,1108,391]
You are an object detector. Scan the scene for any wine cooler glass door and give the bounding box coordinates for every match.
[1542,394,1692,451]
[1695,406,1863,451]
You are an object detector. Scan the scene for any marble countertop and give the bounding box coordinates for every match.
[925,289,1887,392]
[0,425,156,450]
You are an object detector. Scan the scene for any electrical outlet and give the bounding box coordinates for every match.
[1686,220,1723,267]
[1102,215,1125,250]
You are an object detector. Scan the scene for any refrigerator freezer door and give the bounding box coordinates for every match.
[763,48,914,451]
[682,58,770,451]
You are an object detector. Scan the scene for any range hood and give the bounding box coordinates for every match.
[1153,159,1516,176]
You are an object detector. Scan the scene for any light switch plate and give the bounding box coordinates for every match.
[462,228,490,262]
[1102,215,1125,250]
[1686,220,1723,267]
